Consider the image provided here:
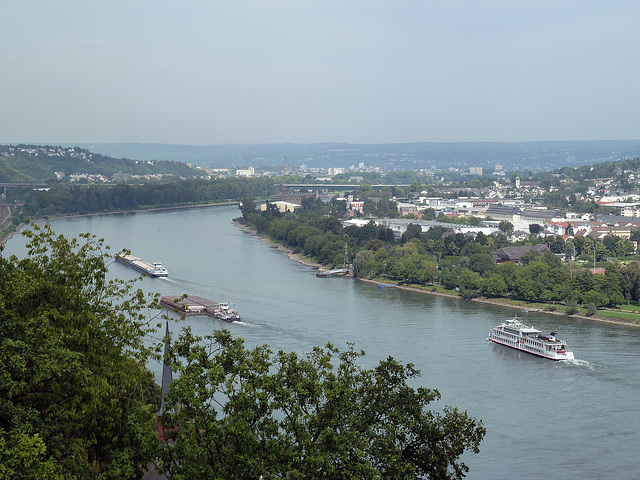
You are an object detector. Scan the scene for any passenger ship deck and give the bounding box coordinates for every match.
[489,317,574,361]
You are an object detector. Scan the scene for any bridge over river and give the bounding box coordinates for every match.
[283,183,410,192]
[0,183,49,188]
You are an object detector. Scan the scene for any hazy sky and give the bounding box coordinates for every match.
[2,1,639,145]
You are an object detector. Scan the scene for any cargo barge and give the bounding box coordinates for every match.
[115,254,169,277]
[160,295,240,322]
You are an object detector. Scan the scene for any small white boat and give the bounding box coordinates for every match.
[489,317,574,361]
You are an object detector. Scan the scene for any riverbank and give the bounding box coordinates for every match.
[233,219,321,267]
[234,219,640,328]
[357,279,640,327]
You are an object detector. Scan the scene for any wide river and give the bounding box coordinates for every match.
[3,205,640,479]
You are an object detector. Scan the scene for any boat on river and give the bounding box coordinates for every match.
[115,254,169,277]
[160,295,240,322]
[489,317,574,360]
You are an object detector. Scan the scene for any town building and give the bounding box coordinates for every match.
[260,201,301,213]
[492,244,550,264]
[235,166,255,177]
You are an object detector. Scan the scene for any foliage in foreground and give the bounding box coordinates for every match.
[1,223,485,479]
[155,329,486,480]
[0,223,162,479]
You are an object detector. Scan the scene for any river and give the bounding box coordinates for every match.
[3,204,640,479]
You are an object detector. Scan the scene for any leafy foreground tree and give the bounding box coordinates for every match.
[0,223,162,479]
[155,329,486,479]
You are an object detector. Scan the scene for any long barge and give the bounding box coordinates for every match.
[160,295,240,322]
[115,254,169,277]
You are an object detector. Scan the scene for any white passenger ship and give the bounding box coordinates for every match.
[489,317,574,360]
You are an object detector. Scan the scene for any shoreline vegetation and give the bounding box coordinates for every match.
[4,204,637,328]
[233,220,640,328]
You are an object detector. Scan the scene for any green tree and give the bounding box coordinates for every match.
[475,231,488,245]
[0,223,161,479]
[498,220,514,235]
[544,235,566,254]
[157,329,486,480]
[457,268,482,291]
[622,261,640,303]
[512,262,551,301]
[541,250,562,268]
[595,267,624,307]
[353,249,375,278]
[399,254,438,285]
[583,290,610,308]
[418,258,439,284]
[400,223,423,243]
[481,273,508,297]
[571,269,594,295]
[439,265,462,290]
[572,235,590,256]
[495,261,519,291]
[239,196,256,218]
[520,249,542,265]
[468,253,495,275]
[422,207,436,220]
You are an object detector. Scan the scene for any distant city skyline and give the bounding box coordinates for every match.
[2,2,640,146]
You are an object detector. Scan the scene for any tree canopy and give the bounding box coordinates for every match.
[0,223,162,478]
[2,224,486,479]
[155,329,486,480]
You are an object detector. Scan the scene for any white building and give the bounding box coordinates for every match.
[260,201,301,213]
[236,166,255,177]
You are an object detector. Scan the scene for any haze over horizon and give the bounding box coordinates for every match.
[2,2,639,146]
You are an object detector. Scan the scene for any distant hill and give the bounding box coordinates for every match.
[75,140,640,172]
[0,144,200,183]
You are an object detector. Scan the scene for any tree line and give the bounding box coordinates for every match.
[240,198,640,311]
[7,177,278,221]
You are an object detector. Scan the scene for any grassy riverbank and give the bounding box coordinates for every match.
[234,220,640,328]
